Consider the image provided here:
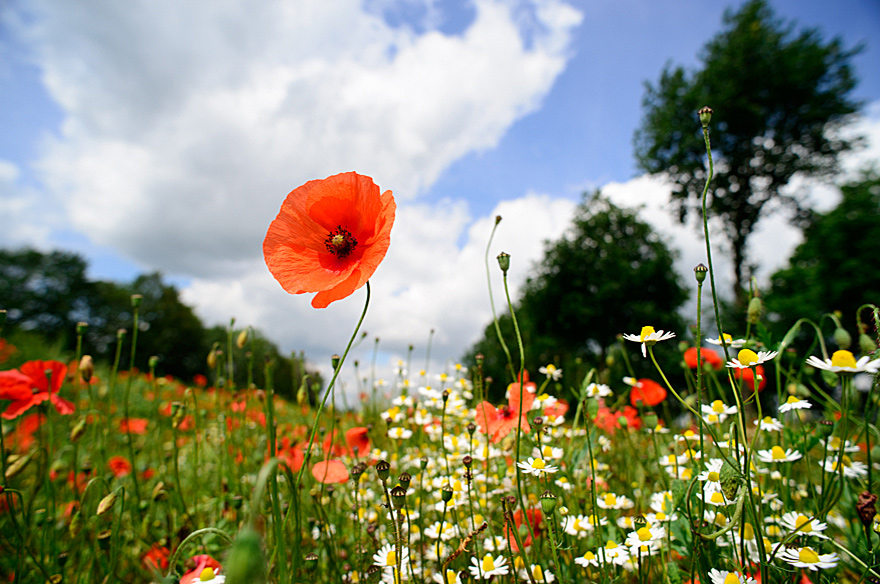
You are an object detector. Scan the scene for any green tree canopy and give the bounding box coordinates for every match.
[634,0,862,306]
[465,193,688,397]
[766,173,880,339]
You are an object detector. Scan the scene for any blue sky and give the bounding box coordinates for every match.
[1,0,878,378]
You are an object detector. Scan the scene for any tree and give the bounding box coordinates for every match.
[766,173,880,339]
[634,0,862,306]
[0,248,95,339]
[465,193,688,397]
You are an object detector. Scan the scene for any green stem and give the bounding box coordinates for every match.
[485,219,515,381]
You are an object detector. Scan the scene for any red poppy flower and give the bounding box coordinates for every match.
[180,555,222,584]
[0,339,16,364]
[141,544,170,572]
[475,374,536,444]
[311,460,349,484]
[0,360,74,419]
[345,427,371,458]
[108,456,132,477]
[120,418,148,434]
[684,347,722,370]
[629,378,666,407]
[734,364,766,392]
[264,172,396,308]
[505,508,543,552]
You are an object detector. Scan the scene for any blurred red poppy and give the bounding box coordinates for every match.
[311,460,349,484]
[120,418,148,434]
[475,373,536,444]
[345,427,371,458]
[141,544,170,572]
[0,360,74,419]
[629,378,666,407]
[734,364,766,392]
[264,172,396,308]
[684,347,722,370]
[108,456,132,477]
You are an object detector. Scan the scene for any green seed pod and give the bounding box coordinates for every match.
[833,327,852,350]
[390,485,407,509]
[375,460,391,482]
[859,333,877,355]
[698,106,713,128]
[747,296,763,325]
[496,252,510,274]
[719,460,741,501]
[540,490,557,515]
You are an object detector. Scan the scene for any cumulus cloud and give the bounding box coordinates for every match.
[10,0,582,277]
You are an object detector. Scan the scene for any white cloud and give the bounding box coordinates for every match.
[12,0,582,277]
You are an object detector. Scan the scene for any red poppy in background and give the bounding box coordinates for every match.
[120,418,148,434]
[108,456,132,477]
[6,413,44,452]
[629,378,667,407]
[543,398,569,419]
[684,347,723,370]
[734,364,766,392]
[0,339,16,364]
[475,374,536,444]
[141,544,170,572]
[263,172,396,308]
[311,460,349,484]
[0,360,74,419]
[505,508,543,552]
[346,427,371,457]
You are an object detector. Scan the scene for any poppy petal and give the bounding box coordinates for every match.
[311,460,349,484]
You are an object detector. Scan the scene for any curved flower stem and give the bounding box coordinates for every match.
[165,527,234,579]
[295,282,371,490]
[485,218,515,381]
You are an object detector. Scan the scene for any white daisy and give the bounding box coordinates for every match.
[519,565,555,583]
[597,492,635,510]
[585,383,612,398]
[708,568,756,584]
[778,395,812,413]
[195,568,226,584]
[623,326,676,357]
[778,512,829,539]
[726,349,778,369]
[517,457,559,476]
[387,427,413,440]
[806,350,880,374]
[372,543,410,569]
[469,554,509,579]
[754,416,783,432]
[756,446,803,463]
[538,364,563,381]
[820,454,868,478]
[777,546,839,571]
[706,334,746,348]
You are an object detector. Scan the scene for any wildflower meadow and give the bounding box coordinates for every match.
[1,110,879,584]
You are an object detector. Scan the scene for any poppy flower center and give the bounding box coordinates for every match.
[325,225,358,259]
[498,405,514,419]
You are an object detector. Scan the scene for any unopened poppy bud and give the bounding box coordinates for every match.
[151,482,168,502]
[76,321,88,335]
[130,294,142,308]
[833,327,851,350]
[225,527,267,584]
[859,333,877,355]
[540,490,557,514]
[397,473,412,490]
[70,418,87,443]
[496,252,510,274]
[117,328,127,341]
[376,460,391,482]
[532,417,543,429]
[5,452,33,481]
[148,355,159,369]
[698,106,713,128]
[747,296,763,324]
[495,215,502,225]
[643,412,659,430]
[97,492,117,516]
[441,485,454,503]
[390,485,407,509]
[694,263,708,283]
[236,329,248,349]
[207,349,218,369]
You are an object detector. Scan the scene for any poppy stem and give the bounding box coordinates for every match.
[485,219,515,382]
[295,282,371,490]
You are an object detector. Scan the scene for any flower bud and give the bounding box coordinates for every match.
[148,355,159,369]
[462,455,473,469]
[857,491,877,528]
[747,296,763,325]
[76,321,88,335]
[698,106,713,128]
[70,417,87,443]
[97,492,117,516]
[304,553,319,572]
[97,529,113,551]
[130,294,142,308]
[236,329,249,349]
[496,252,510,274]
[833,327,852,350]
[693,263,708,283]
[331,354,341,370]
[117,328,127,341]
[420,457,428,470]
[643,412,658,430]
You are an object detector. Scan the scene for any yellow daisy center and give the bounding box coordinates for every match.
[798,547,820,564]
[714,512,728,526]
[724,574,741,584]
[445,570,457,584]
[532,566,545,580]
[637,527,653,541]
[605,540,618,550]
[481,554,496,572]
[831,350,857,369]
[532,458,546,470]
[795,515,813,532]
[763,416,773,424]
[584,551,596,561]
[742,523,755,540]
[737,349,758,366]
[785,395,800,404]
[387,550,397,565]
[722,333,733,342]
[708,471,720,482]
[710,492,725,505]
[707,414,719,423]
[712,400,725,413]
[770,445,786,460]
[639,326,656,341]
[604,493,617,506]
[543,445,554,457]
[200,568,216,582]
[656,512,667,521]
